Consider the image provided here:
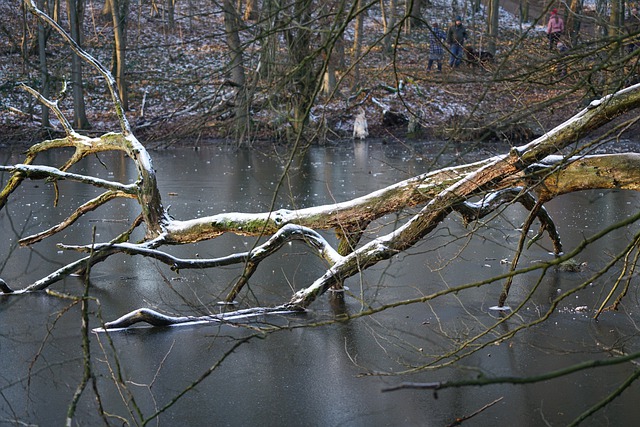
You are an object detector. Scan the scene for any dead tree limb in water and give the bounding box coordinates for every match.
[4,1,640,329]
[3,84,640,327]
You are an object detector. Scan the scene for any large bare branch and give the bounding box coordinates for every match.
[0,164,138,193]
[287,84,640,308]
[0,132,169,238]
[61,224,342,273]
[94,147,640,328]
[15,1,168,238]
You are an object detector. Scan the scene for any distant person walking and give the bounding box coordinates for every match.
[427,22,447,72]
[546,9,564,51]
[447,16,468,68]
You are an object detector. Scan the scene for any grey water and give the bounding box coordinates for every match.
[1,140,640,426]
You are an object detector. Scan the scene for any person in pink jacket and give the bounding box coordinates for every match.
[546,9,565,50]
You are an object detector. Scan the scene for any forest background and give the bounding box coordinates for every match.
[2,0,639,149]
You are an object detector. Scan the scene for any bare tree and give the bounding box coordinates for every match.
[406,0,423,32]
[36,0,51,127]
[167,0,176,29]
[109,0,130,111]
[487,0,499,55]
[65,0,90,128]
[222,0,250,144]
[352,0,366,85]
[243,0,259,20]
[284,0,315,136]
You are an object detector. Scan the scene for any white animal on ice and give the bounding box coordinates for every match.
[353,107,368,139]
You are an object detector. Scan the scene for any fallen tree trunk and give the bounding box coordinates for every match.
[4,0,640,329]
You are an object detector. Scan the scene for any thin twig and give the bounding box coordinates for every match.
[381,350,640,392]
[445,397,504,427]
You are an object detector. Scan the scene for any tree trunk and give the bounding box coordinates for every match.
[66,0,90,129]
[352,0,365,88]
[110,0,129,111]
[567,0,583,46]
[254,0,277,82]
[487,0,500,55]
[222,0,250,145]
[520,0,529,24]
[319,1,343,98]
[608,0,624,89]
[166,0,175,29]
[223,0,245,89]
[37,0,50,127]
[322,64,337,97]
[595,0,608,37]
[473,0,482,13]
[101,0,111,15]
[407,0,423,31]
[244,0,258,20]
[285,0,315,136]
[381,0,396,56]
[222,0,245,90]
[50,0,60,22]
[609,0,624,34]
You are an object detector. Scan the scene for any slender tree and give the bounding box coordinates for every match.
[167,0,176,29]
[36,0,51,127]
[487,0,500,55]
[406,0,423,32]
[284,0,315,136]
[110,0,129,111]
[380,0,396,55]
[352,0,365,86]
[567,0,584,45]
[244,0,258,20]
[222,0,250,144]
[65,0,90,128]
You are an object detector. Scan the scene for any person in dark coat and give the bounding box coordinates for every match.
[427,22,447,72]
[447,16,468,68]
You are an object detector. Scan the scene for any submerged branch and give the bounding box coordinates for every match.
[97,306,301,330]
[19,190,135,246]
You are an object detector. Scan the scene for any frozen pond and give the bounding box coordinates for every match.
[1,140,640,425]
